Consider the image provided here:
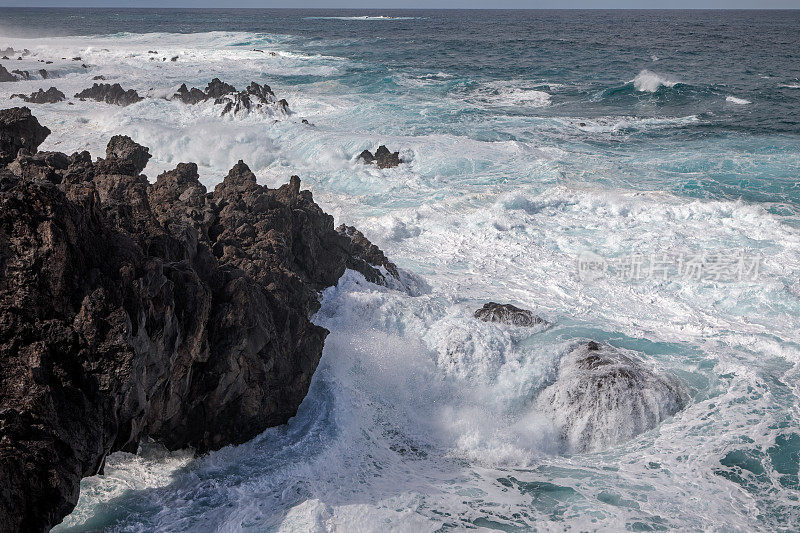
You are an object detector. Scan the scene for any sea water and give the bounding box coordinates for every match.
[1,8,799,531]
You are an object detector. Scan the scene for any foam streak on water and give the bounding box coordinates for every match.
[1,12,797,531]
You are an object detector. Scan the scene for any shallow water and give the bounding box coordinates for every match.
[2,8,799,532]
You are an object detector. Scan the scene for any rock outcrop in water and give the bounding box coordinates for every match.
[358,145,402,168]
[337,224,400,285]
[10,87,66,104]
[172,78,290,116]
[0,107,399,532]
[74,82,144,106]
[0,64,18,82]
[474,302,545,327]
[535,342,687,453]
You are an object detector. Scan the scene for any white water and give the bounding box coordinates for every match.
[3,31,799,532]
[632,69,679,92]
[726,95,752,105]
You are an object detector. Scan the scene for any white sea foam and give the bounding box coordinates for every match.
[463,80,552,108]
[632,69,679,92]
[726,95,751,105]
[303,16,420,21]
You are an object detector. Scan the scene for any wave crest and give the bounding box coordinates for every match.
[632,69,679,93]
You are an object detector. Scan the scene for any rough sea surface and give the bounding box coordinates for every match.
[2,8,800,532]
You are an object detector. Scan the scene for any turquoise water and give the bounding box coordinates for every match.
[1,8,799,532]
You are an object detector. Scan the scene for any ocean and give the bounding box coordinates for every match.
[2,8,800,531]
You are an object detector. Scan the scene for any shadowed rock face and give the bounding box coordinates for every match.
[535,342,687,454]
[10,87,66,104]
[0,106,51,165]
[0,64,18,82]
[474,302,545,327]
[74,83,144,106]
[0,107,399,532]
[358,145,402,169]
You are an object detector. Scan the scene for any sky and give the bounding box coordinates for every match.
[1,1,800,7]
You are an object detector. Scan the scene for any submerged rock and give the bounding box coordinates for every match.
[535,342,687,453]
[10,87,66,104]
[10,69,29,80]
[74,82,144,106]
[358,145,402,168]
[0,107,400,532]
[474,302,545,327]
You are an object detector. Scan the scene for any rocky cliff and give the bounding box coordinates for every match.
[0,107,399,532]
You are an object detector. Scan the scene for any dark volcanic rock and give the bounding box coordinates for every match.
[0,64,17,82]
[74,83,144,106]
[375,145,401,168]
[10,69,29,81]
[38,68,50,79]
[171,79,287,116]
[474,302,544,327]
[173,82,208,104]
[535,342,687,453]
[337,224,400,284]
[205,77,237,99]
[0,107,401,532]
[10,87,66,104]
[358,145,402,168]
[0,107,51,165]
[97,134,151,175]
[358,149,375,164]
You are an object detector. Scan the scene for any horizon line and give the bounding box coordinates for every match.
[1,5,799,9]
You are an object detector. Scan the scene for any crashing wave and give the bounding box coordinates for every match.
[632,69,679,92]
[535,342,687,453]
[171,78,290,117]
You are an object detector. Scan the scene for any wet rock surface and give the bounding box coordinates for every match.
[0,107,400,532]
[173,78,289,116]
[10,87,66,104]
[358,144,402,168]
[74,82,144,106]
[337,224,400,284]
[474,302,545,327]
[535,342,687,453]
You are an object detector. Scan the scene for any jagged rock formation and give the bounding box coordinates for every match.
[11,69,29,81]
[0,65,18,82]
[535,342,687,453]
[0,47,30,57]
[0,107,51,165]
[474,302,545,327]
[74,83,144,106]
[358,145,402,168]
[337,224,400,284]
[0,107,399,532]
[172,78,290,116]
[10,87,66,104]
